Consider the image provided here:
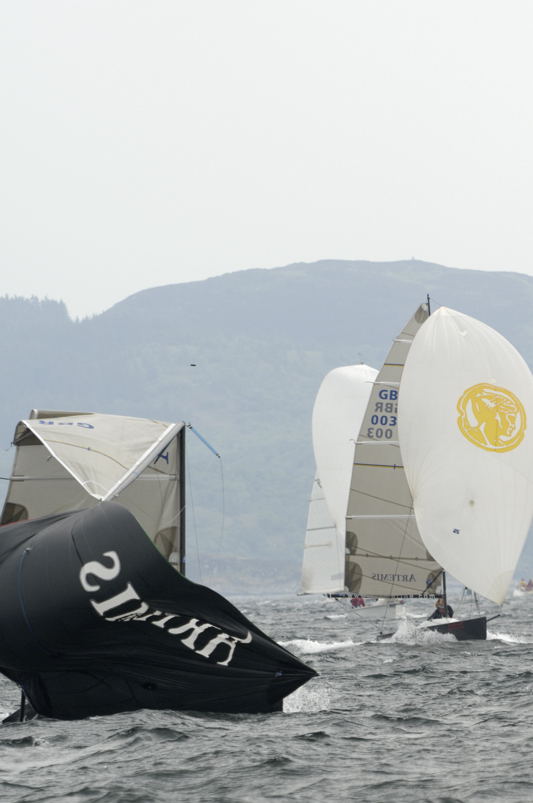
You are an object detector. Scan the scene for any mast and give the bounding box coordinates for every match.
[179,427,186,576]
[426,293,449,610]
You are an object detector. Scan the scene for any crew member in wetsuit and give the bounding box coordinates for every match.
[428,597,454,619]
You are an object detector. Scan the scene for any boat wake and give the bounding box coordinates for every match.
[377,619,456,644]
[281,638,358,655]
[487,631,533,644]
[283,682,331,713]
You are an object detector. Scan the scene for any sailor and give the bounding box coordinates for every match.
[428,597,454,619]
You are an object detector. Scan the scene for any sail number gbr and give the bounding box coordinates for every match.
[366,389,398,440]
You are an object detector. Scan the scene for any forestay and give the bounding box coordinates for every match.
[301,365,377,593]
[398,307,533,605]
[1,410,184,565]
[344,305,443,598]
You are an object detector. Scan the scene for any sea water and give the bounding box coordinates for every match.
[1,593,532,802]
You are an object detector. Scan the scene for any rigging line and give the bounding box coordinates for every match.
[186,424,220,458]
[19,690,26,722]
[351,463,406,470]
[348,487,413,512]
[218,456,226,553]
[186,422,225,562]
[350,551,432,566]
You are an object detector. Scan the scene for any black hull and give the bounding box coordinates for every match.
[378,615,488,641]
[427,616,487,641]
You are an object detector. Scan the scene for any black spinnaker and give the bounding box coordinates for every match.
[0,502,316,720]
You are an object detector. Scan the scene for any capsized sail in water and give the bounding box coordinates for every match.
[0,411,316,719]
[0,503,315,719]
[398,306,533,619]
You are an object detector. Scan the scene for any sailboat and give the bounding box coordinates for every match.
[398,305,533,635]
[0,410,316,720]
[302,303,533,640]
[301,308,442,621]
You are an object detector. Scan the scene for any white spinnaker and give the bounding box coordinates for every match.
[301,365,377,593]
[398,307,533,604]
[313,365,378,528]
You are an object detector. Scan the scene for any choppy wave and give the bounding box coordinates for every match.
[1,593,533,802]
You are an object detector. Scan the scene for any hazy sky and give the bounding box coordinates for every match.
[2,1,532,319]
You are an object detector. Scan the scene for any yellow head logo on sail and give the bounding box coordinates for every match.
[457,383,526,452]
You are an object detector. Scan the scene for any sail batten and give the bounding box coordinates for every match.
[348,514,416,519]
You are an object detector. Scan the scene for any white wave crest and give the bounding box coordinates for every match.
[487,631,533,644]
[281,638,356,654]
[283,683,331,713]
[381,619,455,644]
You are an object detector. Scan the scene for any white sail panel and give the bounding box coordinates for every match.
[312,365,378,529]
[301,475,344,593]
[22,413,179,498]
[399,307,533,604]
[345,305,443,597]
[301,365,377,594]
[1,411,184,560]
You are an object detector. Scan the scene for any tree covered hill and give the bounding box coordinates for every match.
[1,259,532,591]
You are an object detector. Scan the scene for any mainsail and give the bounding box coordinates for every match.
[1,410,185,570]
[398,307,533,605]
[344,305,443,598]
[301,365,377,593]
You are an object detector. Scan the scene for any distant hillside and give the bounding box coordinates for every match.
[1,259,532,591]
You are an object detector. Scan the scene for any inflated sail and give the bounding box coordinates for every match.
[398,307,533,604]
[0,503,316,718]
[344,305,443,598]
[301,365,377,593]
[1,411,185,568]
